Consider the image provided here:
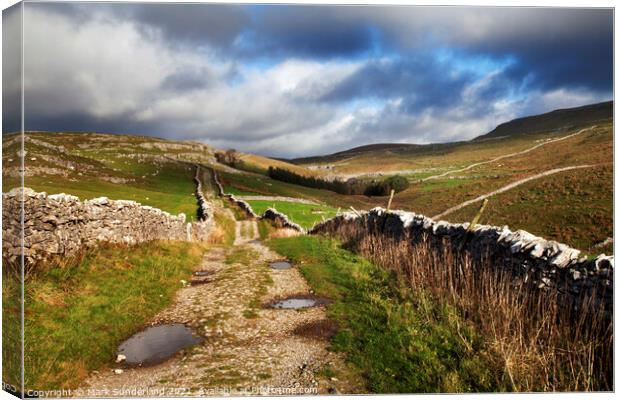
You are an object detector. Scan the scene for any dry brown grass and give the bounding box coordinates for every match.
[206,224,226,244]
[335,224,612,392]
[268,228,303,238]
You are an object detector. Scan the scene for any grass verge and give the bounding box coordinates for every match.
[22,240,209,391]
[2,268,21,391]
[266,236,496,393]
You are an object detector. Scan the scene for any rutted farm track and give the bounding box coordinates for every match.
[80,210,360,396]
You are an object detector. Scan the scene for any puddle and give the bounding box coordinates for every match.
[293,319,338,340]
[269,296,329,309]
[117,324,203,366]
[269,261,292,270]
[249,239,261,245]
[191,271,215,285]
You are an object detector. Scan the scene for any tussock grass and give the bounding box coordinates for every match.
[340,226,612,392]
[213,209,236,246]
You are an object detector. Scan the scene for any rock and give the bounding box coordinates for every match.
[114,369,124,375]
[116,354,126,363]
[549,248,580,268]
[89,197,110,206]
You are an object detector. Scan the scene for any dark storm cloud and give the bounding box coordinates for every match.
[474,9,612,93]
[160,67,214,92]
[2,3,21,134]
[24,3,613,95]
[28,2,250,50]
[373,7,613,94]
[237,6,377,59]
[320,56,473,111]
[131,3,249,48]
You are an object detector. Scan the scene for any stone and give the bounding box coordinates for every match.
[89,197,110,206]
[2,186,214,266]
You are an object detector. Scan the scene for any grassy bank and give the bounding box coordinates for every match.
[22,240,209,391]
[266,236,497,393]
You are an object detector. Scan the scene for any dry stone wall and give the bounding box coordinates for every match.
[311,207,613,312]
[211,168,305,232]
[262,208,305,232]
[3,181,214,267]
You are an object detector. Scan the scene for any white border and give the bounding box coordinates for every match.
[0,1,615,400]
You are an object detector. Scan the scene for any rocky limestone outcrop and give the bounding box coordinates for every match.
[310,207,613,312]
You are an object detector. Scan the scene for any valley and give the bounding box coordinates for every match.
[1,101,614,395]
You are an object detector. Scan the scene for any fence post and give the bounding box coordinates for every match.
[386,189,395,211]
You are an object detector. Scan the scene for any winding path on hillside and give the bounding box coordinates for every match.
[79,209,359,397]
[432,164,597,219]
[322,126,595,182]
[421,126,595,182]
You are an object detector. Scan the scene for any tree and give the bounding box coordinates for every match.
[215,149,240,166]
[385,175,409,193]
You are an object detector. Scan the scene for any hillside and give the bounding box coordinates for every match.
[275,103,614,253]
[2,104,613,254]
[236,151,316,176]
[474,101,613,140]
[291,101,613,168]
[2,132,221,218]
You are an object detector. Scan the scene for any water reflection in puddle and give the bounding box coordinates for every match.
[117,324,203,366]
[270,297,328,309]
[269,261,292,270]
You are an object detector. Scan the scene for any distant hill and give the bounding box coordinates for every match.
[473,101,613,141]
[290,143,429,165]
[291,101,613,164]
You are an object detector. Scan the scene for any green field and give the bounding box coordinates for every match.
[219,171,378,210]
[246,200,339,230]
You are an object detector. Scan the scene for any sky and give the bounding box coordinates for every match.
[2,2,613,158]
